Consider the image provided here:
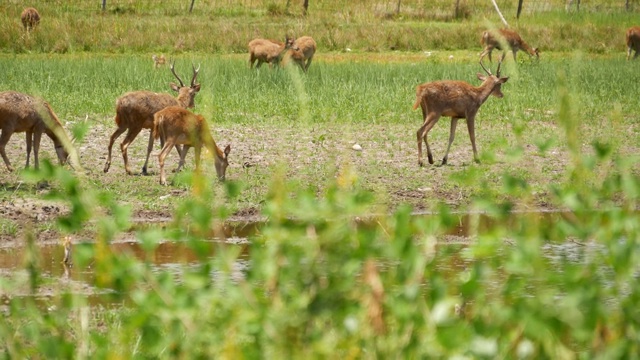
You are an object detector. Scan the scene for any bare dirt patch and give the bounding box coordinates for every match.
[0,114,637,246]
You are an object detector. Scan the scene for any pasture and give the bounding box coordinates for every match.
[0,53,638,239]
[2,1,640,357]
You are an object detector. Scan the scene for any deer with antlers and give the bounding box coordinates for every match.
[626,26,640,60]
[413,57,509,166]
[480,28,539,62]
[248,36,298,69]
[153,106,230,185]
[21,7,40,32]
[103,62,200,175]
[0,91,74,172]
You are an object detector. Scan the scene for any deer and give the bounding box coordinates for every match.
[152,54,166,68]
[413,57,509,167]
[153,106,231,185]
[480,28,539,63]
[103,62,200,175]
[0,91,74,172]
[288,36,317,72]
[248,36,298,69]
[626,26,640,60]
[20,7,40,32]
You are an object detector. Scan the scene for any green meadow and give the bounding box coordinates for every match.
[1,1,640,358]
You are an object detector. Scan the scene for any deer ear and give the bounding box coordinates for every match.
[170,83,180,92]
[192,83,201,92]
[477,73,487,81]
[224,144,231,157]
[499,76,509,83]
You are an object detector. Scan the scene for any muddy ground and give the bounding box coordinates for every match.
[0,114,634,247]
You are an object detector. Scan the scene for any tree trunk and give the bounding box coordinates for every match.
[102,0,107,11]
[490,0,509,28]
[303,0,309,15]
[455,0,461,18]
[190,0,196,13]
[396,0,402,15]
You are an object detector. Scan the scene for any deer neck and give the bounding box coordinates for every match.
[473,80,498,105]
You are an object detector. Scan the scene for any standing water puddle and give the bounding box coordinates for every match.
[0,211,608,305]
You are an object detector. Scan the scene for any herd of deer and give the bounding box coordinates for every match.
[3,7,640,183]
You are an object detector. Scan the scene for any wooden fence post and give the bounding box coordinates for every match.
[102,0,107,11]
[190,0,196,13]
[517,0,524,18]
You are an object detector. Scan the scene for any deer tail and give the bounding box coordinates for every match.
[153,115,161,141]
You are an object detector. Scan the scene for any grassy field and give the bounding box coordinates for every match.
[2,2,640,358]
[0,52,638,236]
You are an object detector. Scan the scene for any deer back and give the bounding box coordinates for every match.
[21,7,40,28]
[627,26,640,48]
[293,36,317,59]
[116,91,178,129]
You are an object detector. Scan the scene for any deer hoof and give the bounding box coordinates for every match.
[418,160,425,167]
[103,164,110,173]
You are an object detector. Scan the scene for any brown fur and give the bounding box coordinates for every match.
[153,106,231,185]
[152,54,166,68]
[626,26,640,60]
[21,7,40,32]
[248,36,298,69]
[0,91,72,172]
[288,36,317,72]
[480,28,539,62]
[103,64,201,175]
[413,61,509,166]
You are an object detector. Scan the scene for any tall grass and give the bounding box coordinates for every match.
[0,1,637,54]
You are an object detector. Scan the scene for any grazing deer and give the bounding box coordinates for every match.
[413,57,509,166]
[626,26,640,60]
[21,7,40,32]
[153,106,231,185]
[103,62,200,175]
[480,28,539,62]
[152,54,166,68]
[288,36,317,72]
[0,91,73,172]
[248,36,298,69]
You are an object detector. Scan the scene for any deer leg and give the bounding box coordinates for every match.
[174,145,190,173]
[305,57,313,72]
[194,145,202,173]
[120,127,143,175]
[512,49,518,62]
[417,113,440,167]
[442,118,459,166]
[466,117,480,164]
[104,126,126,173]
[0,129,15,172]
[141,130,155,175]
[33,131,42,170]
[158,140,175,186]
[25,131,33,169]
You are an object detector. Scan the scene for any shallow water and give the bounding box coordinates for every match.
[0,211,600,306]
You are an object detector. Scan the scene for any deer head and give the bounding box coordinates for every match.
[170,61,201,108]
[479,54,509,98]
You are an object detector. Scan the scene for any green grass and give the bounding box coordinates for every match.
[0,53,638,217]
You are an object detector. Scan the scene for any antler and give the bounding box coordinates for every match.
[496,53,506,77]
[170,60,186,87]
[479,59,493,76]
[190,63,200,87]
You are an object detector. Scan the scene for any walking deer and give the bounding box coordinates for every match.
[21,7,40,32]
[480,28,539,62]
[103,62,200,175]
[153,106,231,185]
[0,91,73,172]
[288,36,317,72]
[626,26,640,60]
[413,57,509,166]
[248,36,298,69]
